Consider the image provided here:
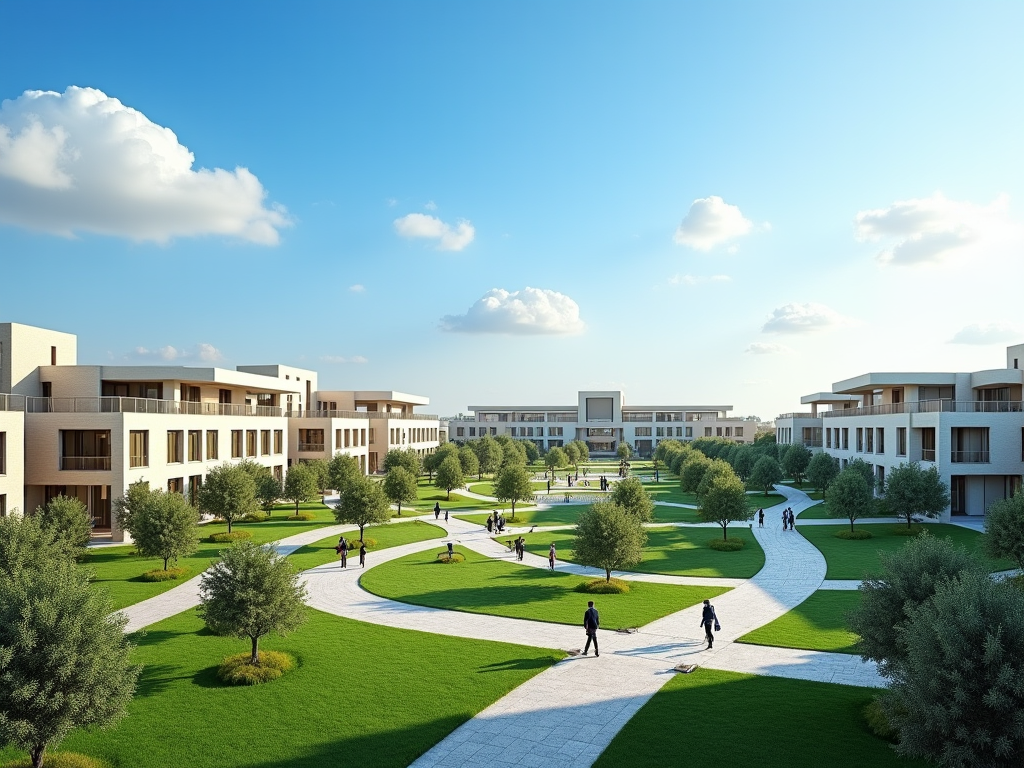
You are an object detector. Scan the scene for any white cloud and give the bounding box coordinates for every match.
[762,303,854,334]
[949,322,1023,345]
[667,274,731,287]
[349,284,365,293]
[0,86,290,244]
[673,196,753,250]
[394,212,475,251]
[386,197,397,207]
[441,287,585,335]
[320,355,368,364]
[424,200,437,211]
[745,342,793,355]
[129,343,223,362]
[855,192,1018,266]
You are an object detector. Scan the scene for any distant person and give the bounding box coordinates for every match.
[338,537,348,569]
[547,480,551,493]
[700,599,720,649]
[434,502,440,520]
[782,508,788,530]
[486,516,493,533]
[447,541,454,558]
[359,541,367,568]
[758,508,764,528]
[445,510,449,522]
[548,543,557,571]
[788,508,796,530]
[583,600,600,656]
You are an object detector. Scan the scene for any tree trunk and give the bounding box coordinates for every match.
[31,743,45,768]
[850,517,855,533]
[295,500,299,516]
[163,556,169,571]
[397,502,401,516]
[605,567,611,582]
[722,525,728,541]
[906,515,912,529]
[227,515,232,533]
[359,524,365,542]
[251,636,259,665]
[511,501,516,521]
[447,488,451,500]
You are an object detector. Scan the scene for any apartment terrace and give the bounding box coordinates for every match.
[287,409,438,421]
[821,399,1024,418]
[0,394,26,411]
[26,396,283,417]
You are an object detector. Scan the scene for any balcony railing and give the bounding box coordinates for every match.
[286,409,437,421]
[60,456,112,471]
[0,394,26,412]
[803,439,823,448]
[28,397,283,417]
[778,412,816,420]
[298,442,326,452]
[822,399,1024,418]
[921,449,936,461]
[622,413,652,422]
[547,413,578,422]
[951,450,990,463]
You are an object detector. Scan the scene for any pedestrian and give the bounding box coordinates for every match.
[548,543,556,571]
[583,600,600,656]
[339,537,348,569]
[788,508,796,530]
[547,480,551,493]
[447,541,454,558]
[782,508,788,529]
[758,508,764,528]
[359,541,367,568]
[445,510,449,522]
[434,502,440,520]
[700,599,720,649]
[486,516,493,533]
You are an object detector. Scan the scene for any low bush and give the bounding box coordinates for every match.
[1004,574,1024,590]
[835,529,874,540]
[238,512,266,523]
[863,696,897,741]
[289,511,317,521]
[436,552,465,564]
[140,567,189,582]
[342,537,377,549]
[217,650,296,686]
[890,525,924,536]
[575,578,631,594]
[709,539,745,552]
[3,753,110,768]
[208,530,253,543]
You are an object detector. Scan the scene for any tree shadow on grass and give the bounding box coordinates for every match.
[476,657,558,673]
[136,663,194,697]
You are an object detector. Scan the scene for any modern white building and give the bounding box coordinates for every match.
[775,393,859,452]
[0,322,439,540]
[784,344,1024,519]
[449,390,755,457]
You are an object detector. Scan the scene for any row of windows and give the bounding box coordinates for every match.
[0,431,5,475]
[389,427,438,444]
[298,428,370,452]
[455,426,500,438]
[131,429,284,468]
[167,464,285,499]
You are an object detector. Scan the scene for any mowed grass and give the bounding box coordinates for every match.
[456,505,591,528]
[594,668,928,768]
[797,497,882,519]
[286,520,446,572]
[0,609,563,768]
[361,546,729,628]
[468,480,547,497]
[797,523,1014,579]
[85,502,337,611]
[518,527,765,578]
[405,478,519,512]
[738,590,862,654]
[641,482,785,512]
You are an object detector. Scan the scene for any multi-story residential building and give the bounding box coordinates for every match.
[788,344,1024,519]
[450,390,755,457]
[0,322,438,540]
[775,393,859,452]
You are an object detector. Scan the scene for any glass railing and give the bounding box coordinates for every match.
[951,450,990,463]
[822,400,1024,418]
[60,456,112,470]
[28,397,282,417]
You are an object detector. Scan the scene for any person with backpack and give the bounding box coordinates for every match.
[700,599,720,649]
[583,600,600,656]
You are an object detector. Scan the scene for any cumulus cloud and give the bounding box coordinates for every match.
[441,287,585,335]
[130,343,223,362]
[949,322,1023,345]
[673,196,753,250]
[394,212,475,251]
[667,274,731,286]
[745,342,793,355]
[0,86,289,244]
[349,284,365,293]
[320,355,368,364]
[762,303,854,334]
[855,192,1017,266]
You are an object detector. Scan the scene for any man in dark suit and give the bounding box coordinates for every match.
[583,601,600,657]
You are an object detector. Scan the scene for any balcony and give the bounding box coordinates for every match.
[546,413,578,422]
[921,449,936,462]
[778,412,816,420]
[951,450,990,463]
[60,456,112,471]
[0,394,26,412]
[622,413,653,423]
[286,409,437,421]
[802,439,823,448]
[822,399,1024,418]
[298,442,325,452]
[28,397,282,417]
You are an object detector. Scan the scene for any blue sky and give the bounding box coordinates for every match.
[1,2,1022,419]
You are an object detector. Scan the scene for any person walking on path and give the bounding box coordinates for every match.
[781,508,788,529]
[758,508,764,528]
[700,599,720,649]
[583,601,600,656]
[444,510,449,523]
[338,537,349,569]
[359,541,367,568]
[548,543,557,571]
[486,516,493,533]
[434,502,440,520]
[788,508,796,530]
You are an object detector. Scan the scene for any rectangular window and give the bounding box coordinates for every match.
[716,427,723,437]
[856,428,863,452]
[865,428,873,453]
[298,429,325,451]
[342,429,350,448]
[842,428,849,450]
[549,427,563,437]
[921,428,936,461]
[0,432,5,474]
[469,427,476,436]
[188,430,202,462]
[876,428,884,454]
[0,494,5,517]
[246,430,257,457]
[457,427,465,437]
[273,465,283,481]
[686,426,693,438]
[168,477,183,494]
[128,430,148,468]
[897,427,907,456]
[735,427,743,437]
[826,429,832,449]
[725,427,732,437]
[188,475,202,505]
[261,430,271,456]
[704,427,712,437]
[207,430,219,460]
[219,389,232,404]
[369,428,375,444]
[655,427,664,437]
[231,430,243,458]
[167,431,183,464]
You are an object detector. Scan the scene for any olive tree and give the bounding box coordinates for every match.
[383,448,420,477]
[781,444,812,485]
[198,541,308,665]
[827,466,875,532]
[882,462,950,529]
[545,446,568,472]
[35,495,91,559]
[806,452,840,497]
[196,462,257,532]
[572,500,647,582]
[458,445,479,478]
[616,442,633,460]
[748,455,783,496]
[283,462,319,516]
[472,435,503,478]
[382,466,417,516]
[327,452,362,494]
[117,486,199,572]
[434,455,465,500]
[609,476,655,523]
[493,464,534,520]
[334,475,392,540]
[698,471,751,540]
[984,493,1024,572]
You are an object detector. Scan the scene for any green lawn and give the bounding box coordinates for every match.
[360,546,729,628]
[518,527,765,578]
[468,480,547,497]
[403,479,512,511]
[0,609,563,768]
[286,520,446,572]
[798,497,882,519]
[594,668,927,768]
[641,483,785,512]
[738,590,862,654]
[86,503,337,611]
[798,523,1015,579]
[456,505,591,527]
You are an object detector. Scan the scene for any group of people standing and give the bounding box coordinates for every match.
[781,507,796,530]
[486,513,506,533]
[335,536,367,569]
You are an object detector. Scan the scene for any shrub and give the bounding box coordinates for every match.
[891,525,924,536]
[835,529,874,540]
[289,511,317,521]
[238,512,266,523]
[575,578,630,594]
[2,753,111,768]
[709,538,745,551]
[863,697,896,741]
[343,538,377,549]
[435,552,465,564]
[208,530,253,543]
[140,567,189,582]
[217,650,295,686]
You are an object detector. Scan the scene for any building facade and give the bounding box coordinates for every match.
[449,390,755,457]
[0,322,438,540]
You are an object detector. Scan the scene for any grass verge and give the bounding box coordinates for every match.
[737,590,862,654]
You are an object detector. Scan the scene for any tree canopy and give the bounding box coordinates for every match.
[781,444,812,485]
[334,475,392,539]
[458,445,479,478]
[434,455,465,500]
[382,466,418,516]
[748,455,783,496]
[196,463,257,532]
[698,471,751,540]
[382,448,420,477]
[472,435,503,478]
[520,440,540,463]
[545,446,568,471]
[327,452,361,495]
[282,462,319,516]
[35,494,91,560]
[827,466,875,532]
[572,500,647,582]
[493,464,534,519]
[679,453,713,493]
[116,485,199,571]
[806,452,840,496]
[616,442,633,460]
[881,462,950,528]
[424,443,458,480]
[983,493,1024,572]
[609,476,655,523]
